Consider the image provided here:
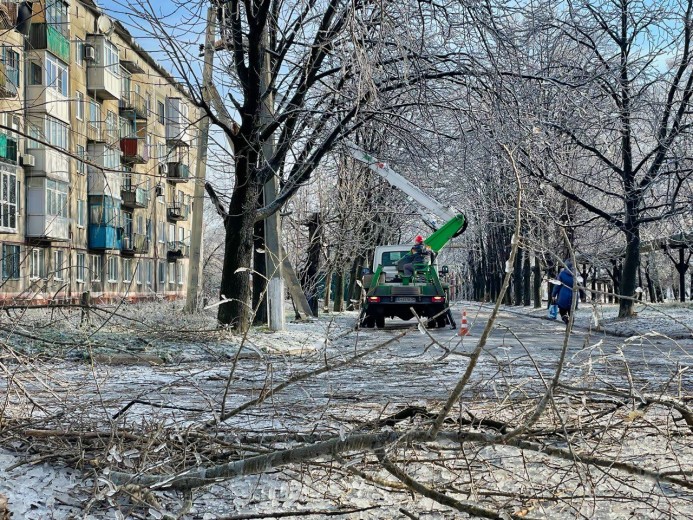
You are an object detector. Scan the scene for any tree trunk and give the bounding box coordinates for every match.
[618,225,640,317]
[333,269,344,312]
[522,251,531,306]
[346,256,363,311]
[532,256,541,308]
[322,269,332,313]
[218,180,260,330]
[252,213,267,325]
[513,248,523,305]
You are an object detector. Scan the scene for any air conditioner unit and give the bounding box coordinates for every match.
[20,154,35,167]
[158,163,168,175]
[83,45,96,61]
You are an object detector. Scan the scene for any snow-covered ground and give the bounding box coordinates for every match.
[1,299,692,519]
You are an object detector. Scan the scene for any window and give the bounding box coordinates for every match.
[168,223,175,245]
[74,37,84,67]
[76,199,85,227]
[53,250,64,280]
[30,117,69,150]
[136,215,144,235]
[91,254,102,283]
[157,100,165,125]
[0,171,18,231]
[168,262,175,284]
[30,248,45,279]
[123,258,131,282]
[158,221,165,243]
[2,47,19,88]
[46,55,69,97]
[46,0,69,37]
[136,260,143,285]
[178,226,185,243]
[76,253,86,283]
[30,62,41,85]
[146,260,152,285]
[76,91,84,120]
[177,263,184,285]
[106,110,118,141]
[104,40,119,76]
[89,99,100,124]
[1,244,20,280]
[158,261,165,285]
[46,180,68,217]
[107,255,118,282]
[146,218,152,242]
[76,144,86,175]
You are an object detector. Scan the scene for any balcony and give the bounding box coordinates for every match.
[121,185,148,209]
[88,197,122,250]
[26,215,70,242]
[165,97,190,146]
[121,232,149,255]
[29,23,70,63]
[25,145,70,182]
[119,90,147,120]
[167,203,188,222]
[167,241,190,261]
[120,137,147,164]
[0,62,18,98]
[0,133,17,164]
[86,34,120,101]
[86,121,120,147]
[167,162,190,183]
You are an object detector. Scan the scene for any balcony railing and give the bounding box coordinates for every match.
[86,121,120,146]
[120,137,147,164]
[167,162,190,183]
[167,203,188,222]
[0,133,17,164]
[119,90,148,120]
[121,186,148,209]
[0,62,18,98]
[29,24,70,63]
[167,240,190,260]
[121,232,149,255]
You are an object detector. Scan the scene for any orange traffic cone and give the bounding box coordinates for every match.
[458,310,470,336]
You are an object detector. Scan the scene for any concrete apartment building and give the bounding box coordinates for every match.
[0,0,198,304]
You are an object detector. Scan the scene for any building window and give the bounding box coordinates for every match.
[74,37,84,67]
[107,255,118,282]
[168,223,175,245]
[1,244,20,280]
[2,47,19,88]
[46,180,68,217]
[89,99,100,124]
[30,248,45,279]
[46,0,69,37]
[136,260,143,285]
[158,261,165,285]
[76,199,85,227]
[168,262,175,284]
[76,253,86,283]
[46,54,69,97]
[29,116,69,150]
[76,91,84,120]
[158,221,165,243]
[123,258,131,283]
[104,40,120,76]
[76,144,86,175]
[0,171,17,231]
[30,62,41,85]
[178,226,185,243]
[146,260,152,285]
[157,100,165,125]
[177,263,184,285]
[91,254,102,283]
[53,250,64,280]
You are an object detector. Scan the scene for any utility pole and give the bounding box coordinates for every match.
[261,28,284,330]
[184,5,214,313]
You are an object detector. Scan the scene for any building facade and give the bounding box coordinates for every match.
[0,0,198,304]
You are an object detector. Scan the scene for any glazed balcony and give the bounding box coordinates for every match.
[166,203,188,222]
[86,120,120,147]
[88,198,122,250]
[167,240,189,261]
[121,185,148,209]
[0,62,18,98]
[120,137,147,164]
[119,90,147,120]
[166,162,190,183]
[85,34,120,101]
[28,23,70,63]
[0,133,17,164]
[121,232,149,255]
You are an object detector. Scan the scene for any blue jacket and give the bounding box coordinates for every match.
[552,268,577,310]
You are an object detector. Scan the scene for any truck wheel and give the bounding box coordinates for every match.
[375,315,385,328]
[436,316,447,328]
[361,315,375,328]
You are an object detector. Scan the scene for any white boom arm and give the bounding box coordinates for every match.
[345,141,459,228]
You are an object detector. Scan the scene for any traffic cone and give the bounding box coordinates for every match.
[458,310,470,336]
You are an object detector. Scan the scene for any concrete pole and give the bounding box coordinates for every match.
[184,6,214,313]
[261,29,285,330]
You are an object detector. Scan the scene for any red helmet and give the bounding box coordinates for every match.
[414,235,424,243]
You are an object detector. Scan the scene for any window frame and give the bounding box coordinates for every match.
[1,244,20,280]
[76,252,86,283]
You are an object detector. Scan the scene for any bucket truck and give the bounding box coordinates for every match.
[345,143,468,329]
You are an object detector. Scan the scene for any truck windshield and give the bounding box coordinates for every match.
[381,251,410,267]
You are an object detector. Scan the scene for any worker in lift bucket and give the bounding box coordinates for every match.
[398,235,432,278]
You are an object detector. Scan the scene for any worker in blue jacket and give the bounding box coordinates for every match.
[552,259,577,324]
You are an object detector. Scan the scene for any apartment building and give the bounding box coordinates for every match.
[0,0,198,304]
